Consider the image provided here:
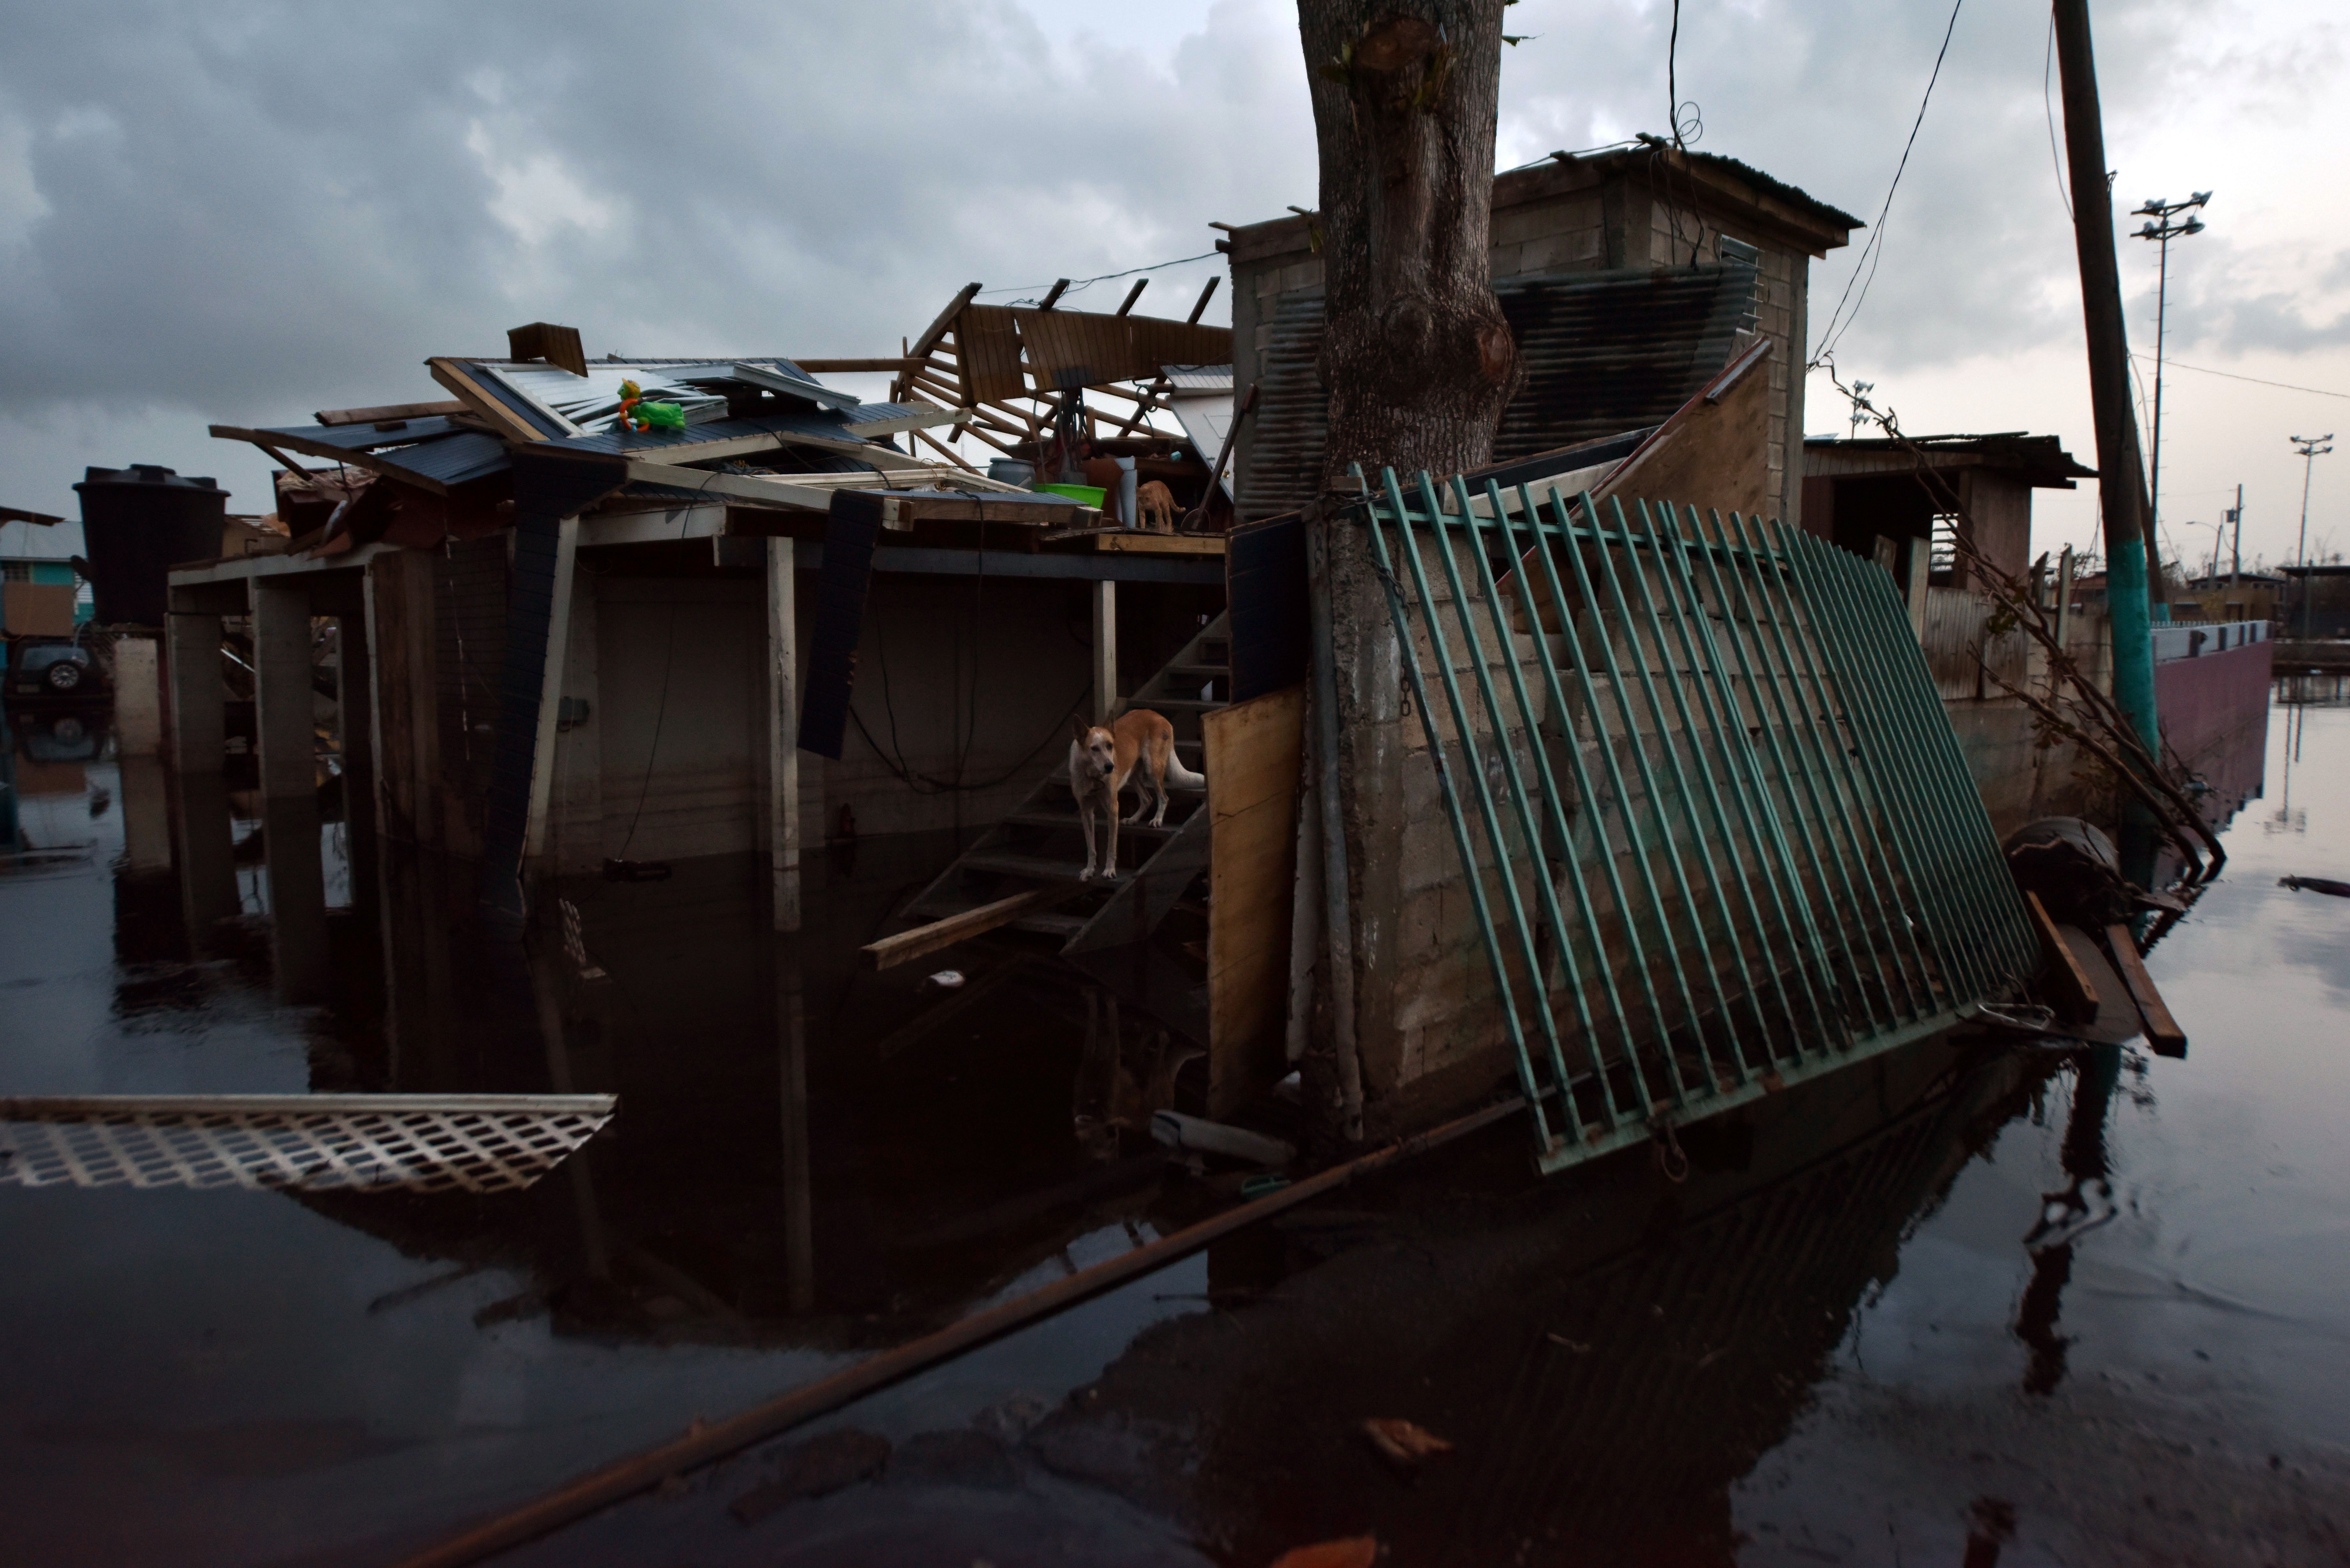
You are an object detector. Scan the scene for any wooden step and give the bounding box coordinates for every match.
[1013,911,1087,938]
[1161,663,1230,679]
[960,851,1092,882]
[1005,810,1183,838]
[1137,697,1226,713]
[1040,776,1205,798]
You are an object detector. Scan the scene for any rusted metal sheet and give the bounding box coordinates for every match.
[954,303,1028,404]
[1012,308,1233,391]
[1917,585,2028,701]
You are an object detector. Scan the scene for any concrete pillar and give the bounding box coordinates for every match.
[767,538,801,931]
[251,577,328,1003]
[174,770,239,948]
[252,578,317,802]
[113,638,163,757]
[117,755,172,873]
[165,589,227,776]
[1091,579,1118,724]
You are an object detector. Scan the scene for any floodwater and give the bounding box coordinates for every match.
[1,694,2345,1566]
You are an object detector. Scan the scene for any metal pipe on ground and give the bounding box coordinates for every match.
[389,1097,1524,1568]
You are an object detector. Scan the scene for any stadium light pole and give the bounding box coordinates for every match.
[2292,433,2333,640]
[2134,192,2209,568]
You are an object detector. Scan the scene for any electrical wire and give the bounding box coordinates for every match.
[1498,138,1643,174]
[1808,0,1966,365]
[2135,356,2350,402]
[978,250,1225,305]
[848,686,1089,797]
[1668,0,1683,150]
[2043,13,2072,221]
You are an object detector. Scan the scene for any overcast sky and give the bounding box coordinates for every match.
[4,0,2345,570]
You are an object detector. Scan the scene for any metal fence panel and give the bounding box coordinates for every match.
[1355,469,2035,1172]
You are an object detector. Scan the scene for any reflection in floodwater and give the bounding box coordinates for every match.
[3,696,2347,1565]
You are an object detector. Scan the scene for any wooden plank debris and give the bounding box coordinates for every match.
[2025,891,2100,1024]
[1204,685,1308,1117]
[507,321,588,377]
[315,400,466,427]
[862,888,1081,970]
[2103,922,2188,1057]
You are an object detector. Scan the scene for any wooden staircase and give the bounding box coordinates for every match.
[903,613,1232,955]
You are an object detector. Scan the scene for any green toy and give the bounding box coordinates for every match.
[616,379,687,433]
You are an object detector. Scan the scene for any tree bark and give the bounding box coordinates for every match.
[1301,1,1520,484]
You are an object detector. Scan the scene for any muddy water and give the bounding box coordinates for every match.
[0,697,2344,1566]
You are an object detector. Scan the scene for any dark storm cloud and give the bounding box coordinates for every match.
[0,0,1311,436]
[1,0,2337,522]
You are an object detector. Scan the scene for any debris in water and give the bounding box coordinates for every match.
[2280,875,2350,898]
[929,969,966,988]
[729,1429,892,1524]
[1361,1417,1453,1473]
[1149,1110,1295,1168]
[1269,1536,1379,1568]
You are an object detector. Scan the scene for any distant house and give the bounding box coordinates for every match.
[1800,433,2094,603]
[2172,571,2284,625]
[0,506,91,639]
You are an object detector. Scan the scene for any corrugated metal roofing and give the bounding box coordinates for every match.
[249,421,512,490]
[1241,264,1759,520]
[1162,364,1234,392]
[543,407,878,462]
[463,357,868,439]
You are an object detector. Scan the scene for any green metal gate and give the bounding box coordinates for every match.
[1353,468,2036,1173]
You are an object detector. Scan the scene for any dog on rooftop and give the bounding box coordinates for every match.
[1068,707,1207,880]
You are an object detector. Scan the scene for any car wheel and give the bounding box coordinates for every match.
[43,660,84,693]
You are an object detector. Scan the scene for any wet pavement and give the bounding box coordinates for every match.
[1,694,2346,1565]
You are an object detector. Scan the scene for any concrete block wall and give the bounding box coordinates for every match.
[1322,514,1563,1113]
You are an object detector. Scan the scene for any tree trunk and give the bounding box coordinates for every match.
[1301,1,1520,484]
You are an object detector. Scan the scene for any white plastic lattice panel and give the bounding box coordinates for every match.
[0,1095,616,1194]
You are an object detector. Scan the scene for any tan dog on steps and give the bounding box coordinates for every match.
[1067,708,1209,880]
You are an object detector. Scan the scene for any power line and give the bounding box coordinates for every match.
[2042,14,2072,220]
[977,250,1224,303]
[1808,0,1967,364]
[2134,355,2350,402]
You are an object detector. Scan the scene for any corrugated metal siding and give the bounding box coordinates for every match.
[1917,585,2028,701]
[1241,264,1758,520]
[1494,264,1755,460]
[1244,290,1334,521]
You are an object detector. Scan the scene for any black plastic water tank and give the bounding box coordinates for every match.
[72,465,229,626]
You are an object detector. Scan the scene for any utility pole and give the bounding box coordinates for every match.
[2229,483,2241,588]
[2133,192,2210,561]
[2292,433,2333,641]
[2052,0,2161,754]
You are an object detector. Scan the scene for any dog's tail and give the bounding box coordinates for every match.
[1164,750,1207,792]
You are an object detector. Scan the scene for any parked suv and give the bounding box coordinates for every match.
[4,639,106,699]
